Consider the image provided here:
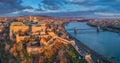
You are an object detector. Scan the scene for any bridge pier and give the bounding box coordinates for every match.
[74,27,77,34]
[97,26,100,33]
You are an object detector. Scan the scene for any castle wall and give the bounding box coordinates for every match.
[16,34,30,43]
[32,25,46,34]
[10,25,29,39]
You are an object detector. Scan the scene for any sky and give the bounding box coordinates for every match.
[0,0,120,18]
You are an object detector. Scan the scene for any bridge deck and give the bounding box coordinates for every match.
[67,28,97,30]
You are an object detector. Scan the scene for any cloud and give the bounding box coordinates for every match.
[0,0,33,15]
[0,0,120,18]
[94,12,120,16]
[39,0,67,10]
[35,0,91,11]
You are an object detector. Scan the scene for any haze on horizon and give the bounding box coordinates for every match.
[0,0,120,18]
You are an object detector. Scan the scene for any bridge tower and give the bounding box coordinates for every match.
[97,26,100,33]
[74,27,77,34]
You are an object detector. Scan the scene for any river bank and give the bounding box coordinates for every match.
[88,19,120,33]
[62,21,115,63]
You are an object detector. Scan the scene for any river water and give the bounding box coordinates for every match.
[65,21,120,63]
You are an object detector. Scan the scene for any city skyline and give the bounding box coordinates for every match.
[0,0,120,18]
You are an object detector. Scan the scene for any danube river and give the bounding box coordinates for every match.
[65,21,120,63]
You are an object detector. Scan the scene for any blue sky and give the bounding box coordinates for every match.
[22,0,40,8]
[0,0,120,18]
